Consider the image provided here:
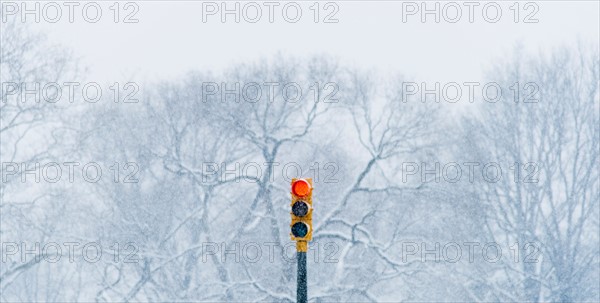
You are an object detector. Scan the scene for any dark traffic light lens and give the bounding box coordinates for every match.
[292,201,309,217]
[291,222,309,238]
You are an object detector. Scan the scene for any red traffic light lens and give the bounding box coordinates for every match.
[292,179,311,197]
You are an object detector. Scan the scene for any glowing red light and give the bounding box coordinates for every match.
[292,179,311,197]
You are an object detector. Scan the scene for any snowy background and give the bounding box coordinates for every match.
[1,1,599,302]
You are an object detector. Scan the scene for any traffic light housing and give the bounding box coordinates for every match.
[290,178,313,244]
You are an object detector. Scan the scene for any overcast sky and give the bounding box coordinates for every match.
[25,1,599,84]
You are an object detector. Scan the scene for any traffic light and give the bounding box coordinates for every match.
[290,178,313,244]
[290,178,312,303]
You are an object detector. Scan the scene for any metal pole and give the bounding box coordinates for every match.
[297,251,307,303]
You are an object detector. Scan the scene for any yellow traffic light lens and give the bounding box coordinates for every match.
[292,179,311,197]
[291,222,309,238]
[292,201,309,217]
